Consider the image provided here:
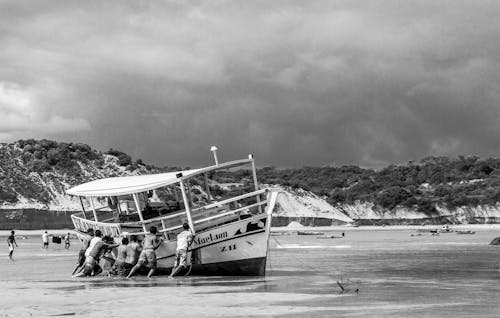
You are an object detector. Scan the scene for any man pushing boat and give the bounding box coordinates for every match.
[127,226,163,278]
[169,223,194,279]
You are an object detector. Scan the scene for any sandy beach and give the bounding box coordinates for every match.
[2,228,500,317]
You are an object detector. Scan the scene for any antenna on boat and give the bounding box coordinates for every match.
[210,146,219,166]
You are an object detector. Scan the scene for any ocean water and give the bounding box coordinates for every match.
[1,229,500,317]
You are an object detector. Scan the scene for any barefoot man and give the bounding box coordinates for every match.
[169,223,194,278]
[7,230,18,260]
[127,226,163,278]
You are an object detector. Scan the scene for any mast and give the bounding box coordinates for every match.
[133,193,147,233]
[178,174,195,234]
[249,154,262,213]
[89,197,98,221]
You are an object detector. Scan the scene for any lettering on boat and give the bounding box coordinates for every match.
[194,231,229,245]
[221,244,236,252]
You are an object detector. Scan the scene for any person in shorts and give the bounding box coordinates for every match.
[64,233,71,249]
[124,235,142,273]
[110,237,129,276]
[169,223,194,278]
[7,230,18,260]
[81,236,118,277]
[72,228,94,275]
[42,231,49,249]
[127,226,163,278]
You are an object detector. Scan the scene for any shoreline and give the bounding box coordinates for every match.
[271,223,500,232]
[2,223,500,236]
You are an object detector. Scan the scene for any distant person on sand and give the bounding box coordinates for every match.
[42,231,49,249]
[64,233,71,249]
[169,223,194,279]
[7,230,18,260]
[72,228,94,275]
[127,226,163,278]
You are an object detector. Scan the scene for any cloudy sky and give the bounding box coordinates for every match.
[1,0,500,168]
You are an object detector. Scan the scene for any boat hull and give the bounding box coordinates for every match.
[155,214,271,276]
[74,213,271,277]
[156,257,267,276]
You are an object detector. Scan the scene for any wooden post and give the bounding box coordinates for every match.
[89,197,98,221]
[179,179,195,234]
[160,218,167,239]
[79,197,88,219]
[204,173,212,203]
[250,154,262,213]
[133,193,147,233]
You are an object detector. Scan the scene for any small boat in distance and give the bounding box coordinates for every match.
[456,230,475,235]
[297,231,325,236]
[66,149,279,276]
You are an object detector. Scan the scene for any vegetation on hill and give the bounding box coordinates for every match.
[0,139,157,205]
[253,156,500,214]
[2,139,500,215]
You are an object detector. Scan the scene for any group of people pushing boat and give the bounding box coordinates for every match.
[72,223,193,279]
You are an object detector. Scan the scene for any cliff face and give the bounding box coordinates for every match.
[337,201,500,225]
[271,187,500,225]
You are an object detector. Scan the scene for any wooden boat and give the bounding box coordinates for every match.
[456,230,475,235]
[67,151,279,276]
[297,231,325,236]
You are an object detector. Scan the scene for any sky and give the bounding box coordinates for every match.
[1,0,500,168]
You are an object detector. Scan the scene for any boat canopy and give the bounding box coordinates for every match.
[66,158,254,197]
[66,168,202,197]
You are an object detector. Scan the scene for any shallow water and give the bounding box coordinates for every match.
[1,229,500,317]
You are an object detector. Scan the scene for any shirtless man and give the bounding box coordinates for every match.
[124,235,142,273]
[110,237,129,275]
[79,236,118,277]
[7,230,18,260]
[64,233,71,249]
[127,226,163,278]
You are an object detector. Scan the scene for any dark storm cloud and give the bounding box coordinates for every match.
[1,0,500,167]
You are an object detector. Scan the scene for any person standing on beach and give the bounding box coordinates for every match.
[42,231,49,249]
[127,226,163,278]
[64,233,71,249]
[169,223,194,278]
[7,230,18,260]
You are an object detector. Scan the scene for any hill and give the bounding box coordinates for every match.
[1,139,500,227]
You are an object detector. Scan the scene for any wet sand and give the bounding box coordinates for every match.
[2,229,500,317]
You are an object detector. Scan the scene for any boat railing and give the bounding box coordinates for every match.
[71,214,122,237]
[71,188,268,237]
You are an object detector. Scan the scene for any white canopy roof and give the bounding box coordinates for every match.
[66,168,202,197]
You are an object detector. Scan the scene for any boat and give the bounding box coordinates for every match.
[316,235,336,239]
[66,150,279,276]
[456,230,475,235]
[439,225,453,233]
[297,231,325,236]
